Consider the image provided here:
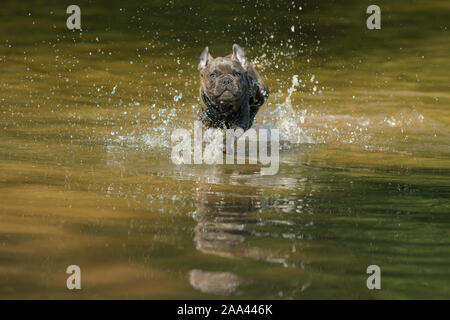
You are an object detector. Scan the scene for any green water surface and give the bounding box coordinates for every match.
[0,0,449,299]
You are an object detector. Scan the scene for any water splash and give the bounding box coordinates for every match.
[256,75,314,146]
[107,74,317,154]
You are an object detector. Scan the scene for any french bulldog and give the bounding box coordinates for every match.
[198,44,269,132]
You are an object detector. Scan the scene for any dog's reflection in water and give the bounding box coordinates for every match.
[193,193,258,259]
[188,165,294,296]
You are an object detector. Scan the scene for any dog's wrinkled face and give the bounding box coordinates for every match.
[198,45,248,107]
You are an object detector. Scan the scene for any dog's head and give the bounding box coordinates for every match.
[198,44,249,107]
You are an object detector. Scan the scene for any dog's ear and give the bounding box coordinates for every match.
[232,44,248,70]
[198,46,212,71]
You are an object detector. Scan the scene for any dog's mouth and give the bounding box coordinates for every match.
[219,90,234,99]
[212,87,243,104]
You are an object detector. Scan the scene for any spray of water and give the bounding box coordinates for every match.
[256,74,313,146]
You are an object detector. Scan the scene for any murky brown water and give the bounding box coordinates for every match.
[0,0,449,299]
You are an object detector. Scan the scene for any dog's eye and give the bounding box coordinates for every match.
[209,73,216,78]
[233,71,241,77]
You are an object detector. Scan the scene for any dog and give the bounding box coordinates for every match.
[198,44,269,132]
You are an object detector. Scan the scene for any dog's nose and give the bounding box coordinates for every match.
[221,77,232,86]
